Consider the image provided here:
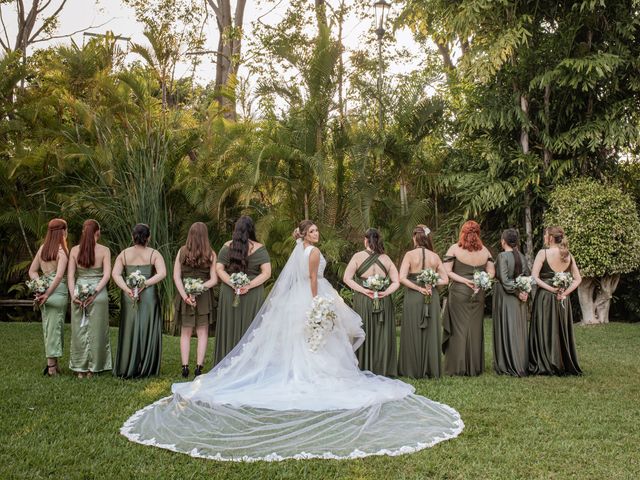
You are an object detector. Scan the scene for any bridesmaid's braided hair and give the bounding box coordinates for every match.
[501,228,522,277]
[229,216,257,274]
[364,228,385,254]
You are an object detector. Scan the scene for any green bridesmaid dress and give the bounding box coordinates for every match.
[351,252,397,377]
[492,251,529,377]
[529,250,582,376]
[442,256,490,376]
[69,267,112,373]
[173,261,216,331]
[41,274,68,359]
[214,245,270,365]
[114,253,163,378]
[398,248,442,379]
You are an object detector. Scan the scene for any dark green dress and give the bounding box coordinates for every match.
[114,256,163,378]
[351,252,397,377]
[69,266,112,373]
[214,245,270,366]
[173,255,216,329]
[41,274,68,359]
[492,252,529,377]
[529,252,582,376]
[399,248,442,379]
[442,256,491,376]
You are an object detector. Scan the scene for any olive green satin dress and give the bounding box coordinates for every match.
[442,256,490,376]
[173,259,216,329]
[41,274,68,359]
[529,252,582,376]
[114,256,163,378]
[351,252,397,377]
[214,245,270,366]
[69,266,112,373]
[492,252,530,377]
[398,248,442,379]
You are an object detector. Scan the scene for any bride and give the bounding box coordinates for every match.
[121,220,463,461]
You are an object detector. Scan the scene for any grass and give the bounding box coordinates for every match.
[0,320,639,480]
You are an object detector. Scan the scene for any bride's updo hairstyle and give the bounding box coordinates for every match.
[545,226,570,262]
[229,215,257,274]
[413,224,434,252]
[364,228,384,254]
[458,220,483,252]
[293,220,315,241]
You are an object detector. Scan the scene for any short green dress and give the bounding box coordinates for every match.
[528,251,582,376]
[442,256,491,376]
[351,252,397,377]
[173,252,216,330]
[114,252,163,378]
[69,266,112,373]
[492,251,530,377]
[399,248,442,379]
[214,245,270,365]
[41,271,68,359]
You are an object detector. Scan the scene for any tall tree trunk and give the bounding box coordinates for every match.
[519,94,534,264]
[578,275,620,324]
[399,176,408,215]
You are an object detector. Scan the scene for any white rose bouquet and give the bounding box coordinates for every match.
[362,274,389,311]
[229,272,250,307]
[74,281,97,327]
[125,270,146,302]
[515,275,535,302]
[26,272,54,309]
[552,272,573,308]
[416,268,440,305]
[183,277,206,307]
[304,296,337,353]
[472,270,493,299]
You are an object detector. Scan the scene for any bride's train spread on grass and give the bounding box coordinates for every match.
[121,240,463,461]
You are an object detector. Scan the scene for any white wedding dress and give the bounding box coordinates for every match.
[121,240,463,461]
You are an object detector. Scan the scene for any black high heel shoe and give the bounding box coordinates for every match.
[181,365,189,378]
[194,365,203,377]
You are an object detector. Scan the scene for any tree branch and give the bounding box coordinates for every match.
[36,0,53,14]
[27,0,67,44]
[205,0,222,19]
[0,7,11,52]
[30,18,116,44]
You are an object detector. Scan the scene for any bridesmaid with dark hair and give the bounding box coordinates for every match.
[398,225,449,378]
[442,220,495,376]
[68,220,113,378]
[492,228,530,377]
[214,216,271,365]
[529,226,582,376]
[28,218,69,376]
[343,228,400,376]
[112,223,167,378]
[173,222,218,378]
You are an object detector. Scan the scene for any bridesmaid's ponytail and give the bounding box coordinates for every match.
[78,219,100,268]
[546,226,570,262]
[364,228,385,254]
[501,228,522,277]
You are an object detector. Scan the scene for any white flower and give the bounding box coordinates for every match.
[416,268,440,287]
[515,275,534,293]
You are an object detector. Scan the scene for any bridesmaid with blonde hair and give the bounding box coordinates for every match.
[28,218,69,376]
[398,225,449,378]
[68,220,112,378]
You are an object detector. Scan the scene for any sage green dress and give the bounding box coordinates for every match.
[529,252,582,376]
[399,248,442,379]
[351,252,397,377]
[69,267,112,372]
[492,252,530,377]
[442,256,491,376]
[214,245,270,366]
[173,258,216,329]
[41,274,68,359]
[114,258,162,378]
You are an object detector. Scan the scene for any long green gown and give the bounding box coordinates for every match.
[492,251,530,377]
[442,256,490,376]
[398,248,442,379]
[41,274,68,359]
[529,251,582,376]
[173,260,216,330]
[351,252,397,377]
[69,267,112,373]
[114,260,162,378]
[214,245,270,366]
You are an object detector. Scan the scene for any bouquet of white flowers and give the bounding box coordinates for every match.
[229,272,250,307]
[362,274,389,311]
[304,296,337,353]
[126,270,146,301]
[416,268,440,304]
[183,277,206,306]
[515,275,535,295]
[26,273,54,309]
[74,281,97,327]
[552,272,573,308]
[472,270,493,299]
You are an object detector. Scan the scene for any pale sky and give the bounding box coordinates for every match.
[3,0,423,84]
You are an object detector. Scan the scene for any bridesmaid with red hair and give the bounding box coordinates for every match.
[28,218,69,376]
[441,221,495,376]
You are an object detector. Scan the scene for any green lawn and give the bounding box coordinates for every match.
[1,321,638,480]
